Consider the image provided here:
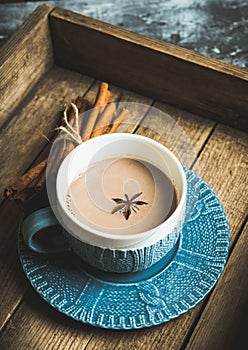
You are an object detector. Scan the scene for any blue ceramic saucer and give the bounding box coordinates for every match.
[18,168,229,329]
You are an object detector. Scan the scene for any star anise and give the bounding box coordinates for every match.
[111,192,148,220]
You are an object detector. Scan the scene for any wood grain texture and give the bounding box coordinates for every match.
[0,66,94,201]
[0,4,54,124]
[185,220,248,350]
[192,124,248,244]
[50,7,248,132]
[113,88,153,134]
[137,101,215,168]
[0,201,27,332]
[0,289,95,350]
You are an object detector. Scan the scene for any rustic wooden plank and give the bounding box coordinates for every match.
[185,220,248,350]
[192,124,248,244]
[112,87,153,133]
[0,66,94,201]
[84,324,173,350]
[0,201,27,332]
[0,4,54,124]
[0,289,95,350]
[0,144,61,333]
[137,101,215,168]
[50,7,248,131]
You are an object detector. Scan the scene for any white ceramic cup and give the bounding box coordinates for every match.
[22,133,187,273]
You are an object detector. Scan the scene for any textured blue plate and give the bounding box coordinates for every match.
[18,168,230,329]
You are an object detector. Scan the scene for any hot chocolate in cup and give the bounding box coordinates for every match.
[22,133,187,273]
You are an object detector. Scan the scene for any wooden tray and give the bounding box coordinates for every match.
[0,4,247,349]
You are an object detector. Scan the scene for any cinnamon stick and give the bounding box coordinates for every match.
[47,97,90,179]
[35,168,47,191]
[11,96,89,203]
[77,99,90,135]
[81,107,100,141]
[81,82,109,141]
[100,89,112,113]
[46,138,68,179]
[4,159,47,200]
[108,108,129,133]
[104,90,111,105]
[13,191,31,205]
[94,82,109,107]
[13,169,46,205]
[90,103,116,139]
[68,96,89,124]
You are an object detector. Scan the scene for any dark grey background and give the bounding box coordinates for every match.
[0,0,248,68]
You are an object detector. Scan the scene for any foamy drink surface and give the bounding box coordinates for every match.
[67,158,177,234]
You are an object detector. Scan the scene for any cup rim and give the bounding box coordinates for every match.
[55,133,187,248]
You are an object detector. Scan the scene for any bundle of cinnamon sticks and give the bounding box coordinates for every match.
[4,82,129,206]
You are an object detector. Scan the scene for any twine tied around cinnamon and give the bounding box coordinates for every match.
[57,103,83,145]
